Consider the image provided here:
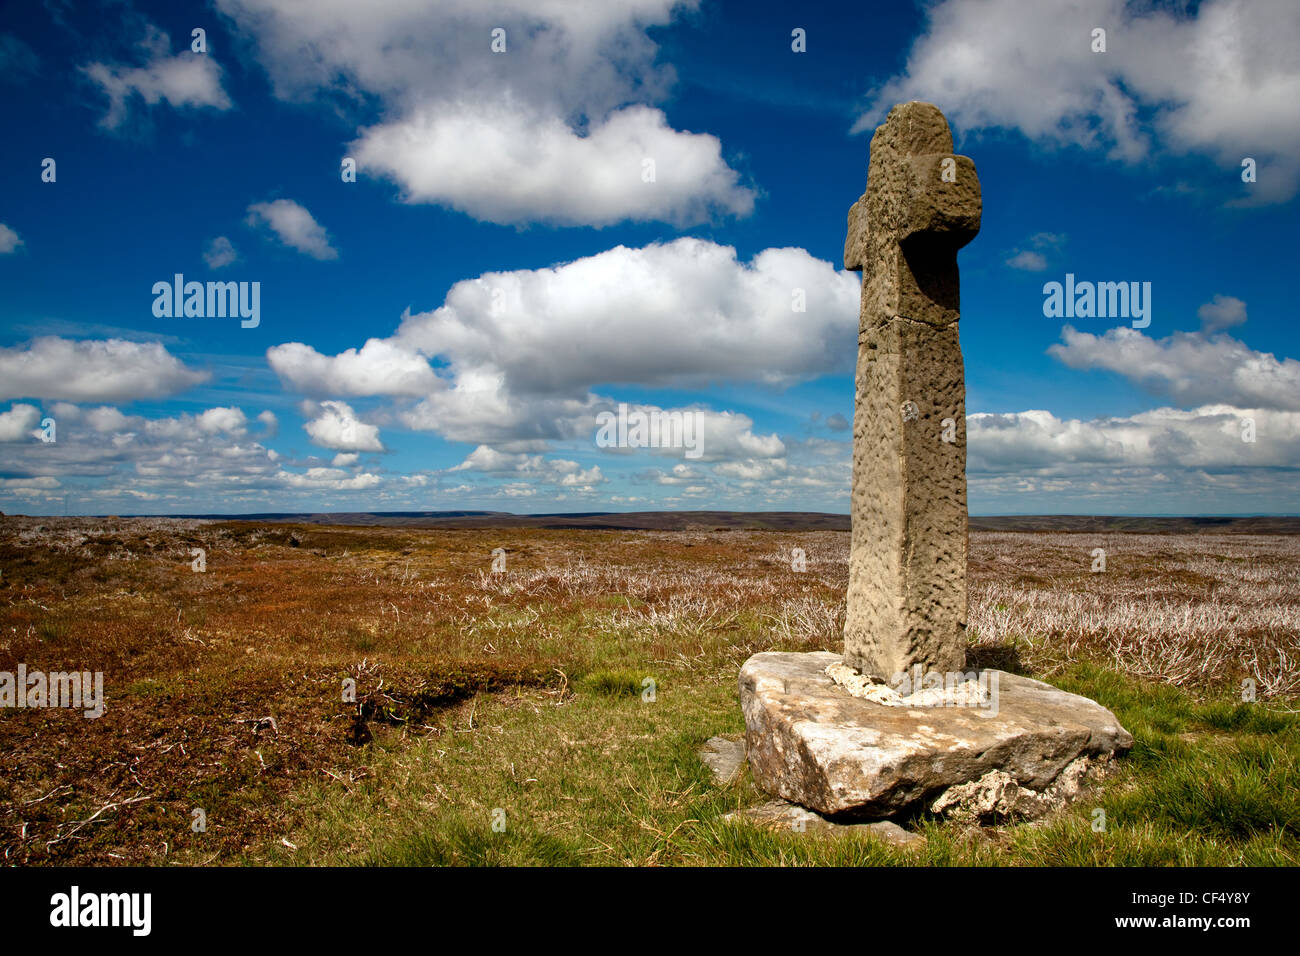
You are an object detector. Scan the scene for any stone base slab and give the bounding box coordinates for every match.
[724,800,926,848]
[699,736,746,786]
[740,651,1133,818]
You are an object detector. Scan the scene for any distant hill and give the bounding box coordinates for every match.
[81,510,1300,533]
[198,510,853,531]
[969,515,1300,534]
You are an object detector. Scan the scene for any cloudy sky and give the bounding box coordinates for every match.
[2,0,1298,516]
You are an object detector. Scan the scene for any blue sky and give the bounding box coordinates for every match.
[2,0,1298,516]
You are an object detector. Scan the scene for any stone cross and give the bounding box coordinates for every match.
[841,101,981,682]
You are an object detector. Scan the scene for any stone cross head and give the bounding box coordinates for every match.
[844,101,981,328]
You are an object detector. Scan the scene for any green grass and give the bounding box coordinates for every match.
[240,653,1299,867]
[36,616,71,643]
[576,669,656,698]
[123,677,177,697]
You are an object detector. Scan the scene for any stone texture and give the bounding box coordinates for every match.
[724,799,926,849]
[930,755,1108,823]
[826,660,989,707]
[740,651,1133,818]
[842,101,981,681]
[699,735,746,786]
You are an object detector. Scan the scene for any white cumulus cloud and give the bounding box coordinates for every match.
[203,236,238,269]
[1005,250,1047,272]
[0,223,23,254]
[303,400,384,452]
[971,405,1294,471]
[277,467,381,491]
[246,199,338,260]
[82,24,232,129]
[0,337,209,402]
[267,339,437,397]
[859,0,1300,204]
[0,404,42,442]
[450,446,604,488]
[1197,294,1248,333]
[215,0,753,226]
[1048,325,1300,411]
[268,239,857,451]
[355,102,753,227]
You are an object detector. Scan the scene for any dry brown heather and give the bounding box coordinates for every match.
[0,517,1297,864]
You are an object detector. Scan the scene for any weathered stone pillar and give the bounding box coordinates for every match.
[842,101,982,681]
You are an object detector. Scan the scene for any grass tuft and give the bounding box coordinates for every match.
[578,669,654,698]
